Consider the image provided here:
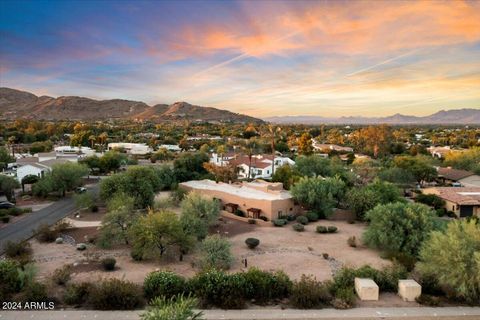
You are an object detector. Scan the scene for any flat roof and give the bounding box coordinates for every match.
[180,179,292,201]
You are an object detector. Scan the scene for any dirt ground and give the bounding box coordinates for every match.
[31,217,389,289]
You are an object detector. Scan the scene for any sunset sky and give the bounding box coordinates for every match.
[1,0,479,117]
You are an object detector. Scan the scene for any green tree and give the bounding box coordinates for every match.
[21,174,39,192]
[271,165,299,190]
[74,192,95,210]
[130,210,192,259]
[0,175,20,201]
[346,179,404,220]
[0,146,14,170]
[99,151,127,173]
[444,147,480,174]
[180,193,220,240]
[99,193,137,246]
[291,176,346,218]
[363,202,436,257]
[417,220,480,303]
[378,167,416,187]
[295,155,332,177]
[50,162,89,196]
[199,234,234,271]
[393,156,437,184]
[173,152,209,182]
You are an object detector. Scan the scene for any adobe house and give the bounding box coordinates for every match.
[179,179,300,221]
[422,187,480,218]
[436,167,480,187]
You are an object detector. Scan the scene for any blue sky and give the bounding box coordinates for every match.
[1,0,479,117]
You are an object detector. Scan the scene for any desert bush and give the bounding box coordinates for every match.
[4,240,32,264]
[241,268,292,303]
[292,223,305,232]
[131,247,144,261]
[347,236,357,247]
[18,263,37,289]
[64,282,93,306]
[305,211,319,222]
[17,281,49,303]
[273,218,287,227]
[290,275,332,308]
[415,294,441,306]
[327,226,338,233]
[316,225,328,233]
[144,271,187,301]
[0,259,21,301]
[247,218,256,224]
[52,265,72,286]
[101,257,116,271]
[332,287,356,309]
[141,294,202,320]
[2,216,10,223]
[245,238,260,249]
[199,235,234,270]
[35,223,58,242]
[189,269,247,309]
[296,215,309,225]
[88,278,143,310]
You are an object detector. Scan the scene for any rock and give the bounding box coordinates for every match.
[76,243,87,251]
[55,237,63,244]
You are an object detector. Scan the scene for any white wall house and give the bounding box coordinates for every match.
[211,154,295,180]
[16,163,50,182]
[108,143,153,155]
[55,146,96,157]
[158,144,182,152]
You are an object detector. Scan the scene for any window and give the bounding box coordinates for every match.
[267,170,270,174]
[257,169,263,175]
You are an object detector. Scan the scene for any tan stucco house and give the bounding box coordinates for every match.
[179,179,300,221]
[422,187,480,218]
[437,167,480,187]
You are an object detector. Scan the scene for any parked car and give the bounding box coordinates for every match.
[0,201,15,209]
[75,187,87,193]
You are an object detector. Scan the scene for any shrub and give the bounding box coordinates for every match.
[2,215,10,223]
[52,265,72,286]
[90,205,99,212]
[241,268,292,303]
[273,218,287,227]
[332,287,355,309]
[64,282,93,306]
[347,236,357,247]
[144,271,187,301]
[292,223,305,232]
[141,295,202,320]
[305,211,319,222]
[4,240,32,264]
[415,294,441,306]
[245,238,260,249]
[89,278,143,310]
[0,259,21,301]
[35,223,58,242]
[189,269,247,309]
[131,247,144,261]
[199,235,234,270]
[17,281,49,303]
[247,218,256,224]
[316,226,328,233]
[18,263,37,289]
[286,214,296,221]
[101,257,116,271]
[296,215,309,225]
[259,216,268,221]
[290,275,332,308]
[234,209,245,217]
[327,226,338,233]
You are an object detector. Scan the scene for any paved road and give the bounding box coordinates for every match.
[1,307,479,320]
[0,184,99,253]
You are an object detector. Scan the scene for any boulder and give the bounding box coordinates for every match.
[55,237,63,244]
[76,243,87,251]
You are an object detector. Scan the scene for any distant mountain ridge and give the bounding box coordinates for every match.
[265,109,480,124]
[0,87,263,123]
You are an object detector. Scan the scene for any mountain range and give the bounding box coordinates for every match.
[264,109,480,124]
[1,87,478,124]
[0,87,262,123]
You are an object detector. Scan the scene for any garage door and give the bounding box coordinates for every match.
[460,206,474,217]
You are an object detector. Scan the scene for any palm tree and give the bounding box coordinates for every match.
[88,135,97,149]
[7,136,16,157]
[268,125,281,177]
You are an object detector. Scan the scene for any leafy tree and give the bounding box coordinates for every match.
[295,156,332,177]
[444,147,480,174]
[199,234,234,271]
[0,259,21,301]
[74,192,95,210]
[50,162,89,196]
[173,152,210,182]
[378,167,415,187]
[346,179,404,220]
[291,176,346,218]
[180,192,220,240]
[0,174,20,201]
[363,202,436,257]
[271,165,299,190]
[0,146,14,170]
[99,193,137,246]
[99,151,127,173]
[155,165,176,190]
[129,210,193,259]
[297,132,313,156]
[393,156,437,184]
[32,175,55,197]
[415,193,446,210]
[203,162,237,183]
[417,220,480,303]
[21,174,39,192]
